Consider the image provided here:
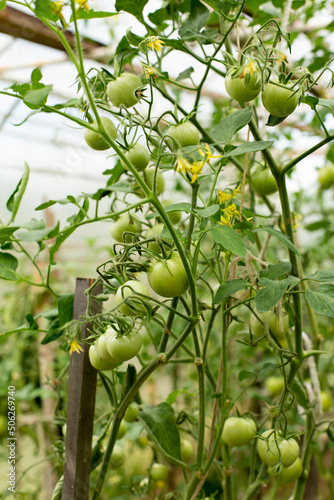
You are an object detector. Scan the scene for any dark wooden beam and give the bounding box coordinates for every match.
[62,278,101,500]
[0,6,105,52]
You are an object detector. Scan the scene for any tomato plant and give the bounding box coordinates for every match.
[84,116,117,151]
[262,82,299,117]
[110,213,141,243]
[121,143,151,172]
[250,167,278,196]
[257,430,300,467]
[107,72,142,108]
[268,457,303,484]
[225,69,261,103]
[147,252,189,297]
[222,417,256,447]
[107,332,143,362]
[115,280,150,316]
[167,121,200,148]
[2,1,334,499]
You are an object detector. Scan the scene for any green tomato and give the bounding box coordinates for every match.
[124,402,140,423]
[320,391,332,412]
[262,82,299,117]
[146,224,165,254]
[268,457,303,484]
[150,463,168,481]
[134,167,165,198]
[318,166,334,190]
[116,420,127,440]
[147,252,189,298]
[257,429,299,467]
[110,444,125,468]
[225,70,261,103]
[222,417,257,447]
[251,168,278,196]
[89,345,118,371]
[115,280,150,316]
[110,213,141,243]
[121,143,150,172]
[160,199,182,224]
[180,438,193,462]
[84,116,117,151]
[95,327,119,363]
[250,311,288,340]
[265,376,285,397]
[107,72,142,108]
[107,331,143,362]
[167,122,200,149]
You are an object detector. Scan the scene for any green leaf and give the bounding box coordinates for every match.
[6,163,30,223]
[0,0,6,11]
[23,85,52,109]
[255,278,290,312]
[307,271,334,283]
[305,285,334,318]
[176,67,194,82]
[49,226,77,264]
[41,319,62,344]
[224,141,274,158]
[35,200,57,211]
[0,252,18,280]
[72,9,118,20]
[213,279,248,304]
[179,0,210,37]
[291,379,309,409]
[138,403,181,461]
[147,202,191,220]
[238,370,256,381]
[58,293,74,326]
[259,226,301,258]
[211,225,247,258]
[16,222,59,242]
[211,109,252,144]
[260,262,292,279]
[196,204,219,218]
[304,220,331,231]
[115,0,148,19]
[0,227,19,245]
[34,0,59,21]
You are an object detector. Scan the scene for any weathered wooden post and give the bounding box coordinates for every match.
[62,278,101,500]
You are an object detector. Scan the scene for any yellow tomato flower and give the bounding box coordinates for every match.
[147,37,165,52]
[218,190,233,204]
[199,144,222,163]
[188,161,204,183]
[277,51,287,63]
[76,0,89,11]
[224,203,240,217]
[176,156,192,175]
[218,214,232,227]
[70,339,84,355]
[144,66,158,79]
[243,59,257,76]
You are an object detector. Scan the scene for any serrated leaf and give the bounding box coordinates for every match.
[179,0,210,37]
[0,252,18,280]
[0,0,6,11]
[6,163,29,223]
[224,141,274,158]
[196,204,219,218]
[23,85,52,110]
[41,319,62,344]
[16,222,60,242]
[211,225,247,258]
[213,279,248,304]
[255,278,289,312]
[35,200,57,211]
[211,108,252,144]
[260,262,292,279]
[305,285,334,318]
[259,226,301,258]
[138,403,181,461]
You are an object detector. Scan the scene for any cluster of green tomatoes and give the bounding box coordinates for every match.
[222,416,302,484]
